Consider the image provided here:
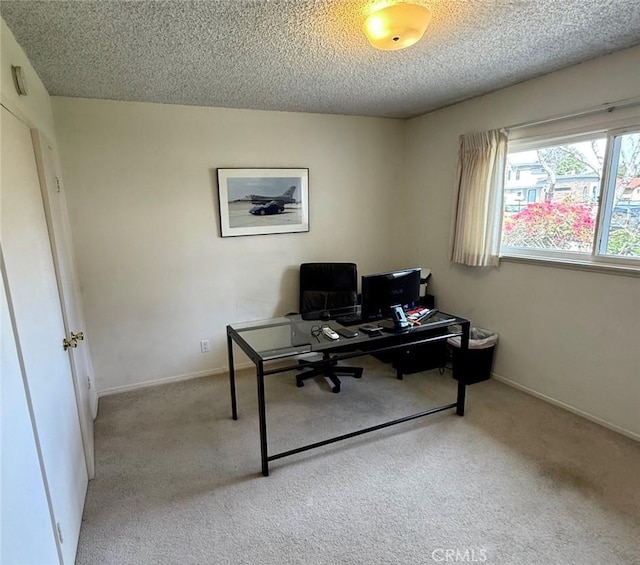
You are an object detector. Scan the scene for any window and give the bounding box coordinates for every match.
[501,126,640,269]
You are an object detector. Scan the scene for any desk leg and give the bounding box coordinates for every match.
[456,376,466,417]
[227,332,238,420]
[456,321,470,416]
[256,361,269,477]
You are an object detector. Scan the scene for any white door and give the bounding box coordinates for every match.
[32,130,96,478]
[1,260,60,565]
[1,105,87,564]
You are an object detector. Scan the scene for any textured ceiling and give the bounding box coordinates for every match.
[2,0,640,119]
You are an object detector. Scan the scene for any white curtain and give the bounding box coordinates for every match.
[450,129,508,267]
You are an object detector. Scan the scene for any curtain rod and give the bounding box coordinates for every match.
[505,96,640,132]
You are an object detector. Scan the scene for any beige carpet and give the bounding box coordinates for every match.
[76,358,640,564]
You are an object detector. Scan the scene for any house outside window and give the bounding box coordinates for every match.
[500,125,640,269]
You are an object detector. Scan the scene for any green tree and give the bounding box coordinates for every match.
[555,153,588,175]
[537,144,603,199]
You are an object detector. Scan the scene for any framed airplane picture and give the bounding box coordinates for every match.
[216,168,310,237]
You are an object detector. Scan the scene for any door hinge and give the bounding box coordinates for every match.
[56,521,64,544]
[55,176,61,193]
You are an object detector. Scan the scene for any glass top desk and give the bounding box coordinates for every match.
[227,309,471,476]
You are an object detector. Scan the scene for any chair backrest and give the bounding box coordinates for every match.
[299,263,358,314]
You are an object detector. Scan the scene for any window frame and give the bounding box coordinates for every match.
[594,126,640,260]
[500,119,640,274]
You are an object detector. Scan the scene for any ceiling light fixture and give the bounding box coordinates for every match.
[363,2,432,51]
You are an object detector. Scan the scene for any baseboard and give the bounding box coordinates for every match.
[98,362,254,397]
[491,372,640,442]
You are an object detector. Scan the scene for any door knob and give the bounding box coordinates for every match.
[63,337,78,351]
[71,331,84,341]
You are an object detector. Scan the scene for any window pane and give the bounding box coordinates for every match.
[599,131,640,258]
[502,138,605,252]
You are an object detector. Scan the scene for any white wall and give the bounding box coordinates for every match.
[52,98,405,393]
[51,45,640,438]
[403,45,640,439]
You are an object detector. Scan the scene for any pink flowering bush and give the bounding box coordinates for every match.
[502,200,596,251]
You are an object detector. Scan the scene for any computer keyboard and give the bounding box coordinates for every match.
[333,313,363,326]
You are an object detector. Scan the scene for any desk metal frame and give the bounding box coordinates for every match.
[227,316,470,476]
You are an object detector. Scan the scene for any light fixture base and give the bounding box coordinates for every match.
[11,65,29,95]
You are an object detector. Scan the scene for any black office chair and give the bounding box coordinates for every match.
[296,262,364,393]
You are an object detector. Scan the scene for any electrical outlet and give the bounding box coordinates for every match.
[200,339,210,353]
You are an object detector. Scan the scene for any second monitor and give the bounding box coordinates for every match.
[361,267,421,322]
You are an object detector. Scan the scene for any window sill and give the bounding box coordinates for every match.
[500,253,640,277]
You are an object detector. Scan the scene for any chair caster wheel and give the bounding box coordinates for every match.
[331,385,340,393]
[296,380,304,388]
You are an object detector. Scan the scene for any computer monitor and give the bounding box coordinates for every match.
[360,267,421,322]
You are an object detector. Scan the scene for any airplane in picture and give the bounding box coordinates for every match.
[248,186,297,205]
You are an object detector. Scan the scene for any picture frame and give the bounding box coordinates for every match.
[216,168,309,237]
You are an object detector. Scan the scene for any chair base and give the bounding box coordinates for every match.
[296,362,363,393]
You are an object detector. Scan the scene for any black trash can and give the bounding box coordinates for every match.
[448,327,498,384]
